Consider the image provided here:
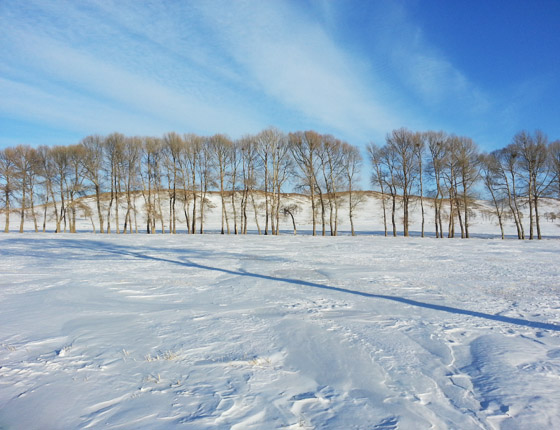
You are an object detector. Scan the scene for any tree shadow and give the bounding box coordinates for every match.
[3,237,559,332]
[79,239,560,332]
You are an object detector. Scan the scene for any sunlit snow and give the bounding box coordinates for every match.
[1,194,560,429]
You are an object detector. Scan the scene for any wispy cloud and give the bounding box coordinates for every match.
[0,0,496,148]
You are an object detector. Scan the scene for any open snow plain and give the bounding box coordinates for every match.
[1,234,560,429]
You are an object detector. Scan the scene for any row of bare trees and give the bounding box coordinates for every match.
[0,128,364,236]
[368,128,560,239]
[1,127,558,238]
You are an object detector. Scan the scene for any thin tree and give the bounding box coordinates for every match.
[341,143,362,236]
[163,132,184,234]
[210,134,233,234]
[289,131,322,236]
[479,153,506,239]
[66,144,87,233]
[425,132,447,238]
[414,133,426,237]
[50,146,70,233]
[514,130,553,239]
[0,148,17,232]
[496,145,525,239]
[367,143,388,236]
[80,135,106,233]
[123,137,142,233]
[387,128,418,236]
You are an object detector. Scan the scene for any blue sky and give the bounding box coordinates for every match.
[1,0,559,152]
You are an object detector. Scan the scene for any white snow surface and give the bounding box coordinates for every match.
[1,234,560,429]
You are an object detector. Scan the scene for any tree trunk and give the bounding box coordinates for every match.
[4,185,10,232]
[19,180,26,233]
[250,191,261,234]
[391,192,397,237]
[534,194,542,239]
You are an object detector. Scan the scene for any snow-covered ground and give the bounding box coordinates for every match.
[1,233,560,429]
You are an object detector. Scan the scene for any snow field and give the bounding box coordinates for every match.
[1,234,560,429]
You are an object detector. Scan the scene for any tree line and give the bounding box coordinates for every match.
[1,127,559,239]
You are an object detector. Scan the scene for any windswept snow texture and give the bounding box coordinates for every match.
[1,235,560,429]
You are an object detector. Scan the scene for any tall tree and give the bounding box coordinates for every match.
[50,146,70,233]
[210,134,233,234]
[479,152,506,239]
[66,144,87,233]
[197,138,215,234]
[367,143,388,236]
[425,132,447,238]
[414,133,426,237]
[452,136,479,238]
[514,130,553,239]
[550,140,560,199]
[122,137,142,234]
[239,135,260,234]
[80,135,106,233]
[184,134,204,234]
[289,131,322,236]
[228,141,241,234]
[163,132,184,234]
[11,145,40,233]
[0,148,17,233]
[496,145,525,239]
[256,127,289,235]
[386,128,418,236]
[341,143,362,236]
[104,133,126,234]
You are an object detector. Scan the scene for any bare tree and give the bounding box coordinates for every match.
[282,204,299,235]
[289,131,322,236]
[387,128,418,236]
[441,136,463,238]
[163,132,184,234]
[66,144,87,233]
[104,133,126,234]
[184,134,204,234]
[550,140,560,199]
[210,134,233,234]
[50,146,71,232]
[228,140,241,234]
[341,143,362,236]
[80,135,106,233]
[319,135,345,236]
[414,133,426,237]
[496,145,525,239]
[367,143,388,236]
[451,136,479,238]
[197,138,215,234]
[479,152,506,239]
[272,140,292,235]
[11,145,41,233]
[256,127,290,235]
[255,129,273,235]
[239,135,260,234]
[425,131,447,238]
[141,137,159,234]
[36,146,56,232]
[514,130,553,239]
[123,137,142,233]
[380,144,399,236]
[0,148,17,232]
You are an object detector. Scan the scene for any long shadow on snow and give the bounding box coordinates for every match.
[92,240,560,332]
[4,237,559,332]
